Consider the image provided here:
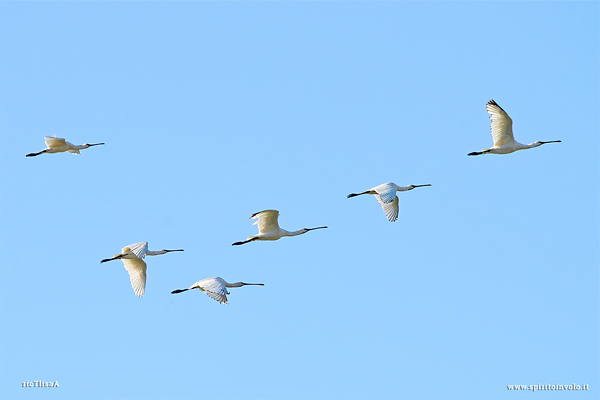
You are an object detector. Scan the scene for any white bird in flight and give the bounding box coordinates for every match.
[171,277,264,304]
[232,210,327,246]
[347,182,431,222]
[468,100,561,156]
[100,242,184,297]
[26,135,104,157]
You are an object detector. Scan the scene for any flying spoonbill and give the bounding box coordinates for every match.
[171,277,264,304]
[232,210,327,246]
[468,100,561,156]
[100,242,183,297]
[347,182,431,222]
[26,135,104,157]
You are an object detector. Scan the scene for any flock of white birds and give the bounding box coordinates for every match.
[27,100,560,304]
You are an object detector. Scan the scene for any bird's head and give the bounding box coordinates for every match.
[538,140,561,146]
[409,184,432,190]
[303,226,328,233]
[83,143,105,148]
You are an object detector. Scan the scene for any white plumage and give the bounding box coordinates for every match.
[468,100,561,156]
[171,277,264,305]
[347,182,431,222]
[26,135,104,157]
[232,210,327,245]
[101,242,184,297]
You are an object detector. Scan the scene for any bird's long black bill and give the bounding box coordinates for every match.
[165,249,184,252]
[347,192,369,198]
[232,238,258,246]
[171,289,189,294]
[306,226,328,231]
[540,140,561,144]
[89,143,105,146]
[413,184,432,188]
[100,255,122,263]
[242,283,265,286]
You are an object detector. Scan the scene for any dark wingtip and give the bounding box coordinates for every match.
[249,209,279,219]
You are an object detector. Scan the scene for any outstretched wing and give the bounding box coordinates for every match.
[122,258,147,297]
[67,146,81,155]
[125,242,149,259]
[44,136,67,149]
[251,210,280,234]
[199,278,229,305]
[373,183,397,204]
[486,100,514,147]
[376,194,399,222]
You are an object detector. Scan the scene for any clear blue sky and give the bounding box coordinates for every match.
[0,2,598,400]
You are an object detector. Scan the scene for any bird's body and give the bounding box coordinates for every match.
[347,182,431,222]
[468,100,561,156]
[26,135,104,157]
[171,277,264,304]
[232,210,327,246]
[100,242,183,297]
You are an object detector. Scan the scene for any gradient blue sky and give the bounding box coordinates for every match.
[0,2,598,400]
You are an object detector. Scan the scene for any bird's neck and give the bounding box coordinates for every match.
[224,282,262,288]
[525,142,542,149]
[284,229,306,237]
[147,249,183,256]
[146,250,170,256]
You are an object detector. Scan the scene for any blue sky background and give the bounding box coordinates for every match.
[0,2,598,400]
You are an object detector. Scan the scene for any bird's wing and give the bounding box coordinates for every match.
[125,242,149,259]
[67,147,81,155]
[44,136,66,148]
[376,194,399,222]
[486,100,514,147]
[251,210,280,234]
[122,258,147,297]
[199,279,228,304]
[374,183,397,204]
